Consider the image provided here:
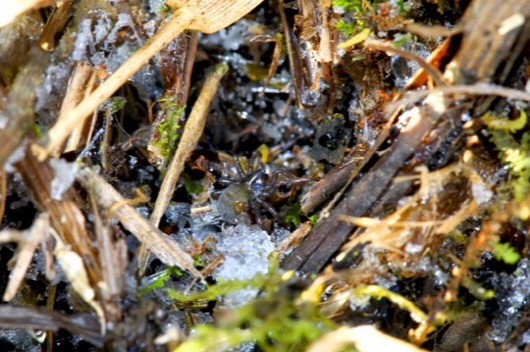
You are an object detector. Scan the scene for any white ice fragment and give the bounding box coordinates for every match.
[94,14,112,43]
[405,242,423,254]
[148,0,166,14]
[50,159,78,200]
[4,141,28,173]
[72,19,94,61]
[271,227,290,245]
[164,203,191,229]
[143,19,157,37]
[0,112,6,129]
[107,13,142,47]
[349,292,370,310]
[214,224,274,308]
[471,181,493,205]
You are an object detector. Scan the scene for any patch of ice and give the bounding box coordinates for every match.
[107,13,142,47]
[164,203,192,229]
[148,0,166,14]
[487,259,530,343]
[72,18,95,61]
[4,141,27,173]
[214,224,274,308]
[50,159,78,200]
[405,242,423,254]
[471,182,493,205]
[0,111,6,129]
[202,20,256,51]
[93,14,112,43]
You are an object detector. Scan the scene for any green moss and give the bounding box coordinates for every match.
[110,96,127,113]
[152,97,185,163]
[335,19,359,36]
[333,0,372,37]
[184,176,204,195]
[170,260,335,352]
[138,267,183,296]
[308,214,318,226]
[491,240,520,265]
[333,0,365,12]
[32,123,42,138]
[284,202,303,226]
[461,277,496,300]
[484,109,530,201]
[246,63,269,82]
[392,33,413,47]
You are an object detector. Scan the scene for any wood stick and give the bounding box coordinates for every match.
[76,167,202,279]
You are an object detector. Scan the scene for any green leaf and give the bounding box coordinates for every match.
[184,177,204,195]
[138,267,183,295]
[491,241,520,265]
[284,202,302,226]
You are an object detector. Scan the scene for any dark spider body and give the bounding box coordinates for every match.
[216,156,307,227]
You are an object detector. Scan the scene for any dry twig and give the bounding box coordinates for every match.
[76,167,203,279]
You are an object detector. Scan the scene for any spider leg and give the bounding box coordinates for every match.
[259,199,278,217]
[234,156,247,179]
[249,198,264,226]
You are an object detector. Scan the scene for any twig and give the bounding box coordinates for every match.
[57,63,96,154]
[1,213,49,301]
[38,0,74,51]
[150,64,228,227]
[138,64,227,273]
[364,40,447,87]
[0,305,102,346]
[0,168,5,222]
[76,167,203,279]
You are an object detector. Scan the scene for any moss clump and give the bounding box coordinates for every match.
[170,263,335,352]
[333,0,372,36]
[483,109,530,201]
[151,97,185,165]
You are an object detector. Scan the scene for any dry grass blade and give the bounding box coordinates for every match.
[89,192,125,321]
[364,40,446,87]
[307,325,427,352]
[0,0,56,28]
[38,0,74,51]
[76,167,202,279]
[56,63,96,154]
[0,168,5,222]
[186,0,264,33]
[43,9,195,157]
[43,0,263,158]
[1,213,49,301]
[15,151,102,284]
[52,230,106,332]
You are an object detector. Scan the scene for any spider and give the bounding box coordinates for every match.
[216,155,307,227]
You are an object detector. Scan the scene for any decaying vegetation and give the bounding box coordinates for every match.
[1,0,530,351]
